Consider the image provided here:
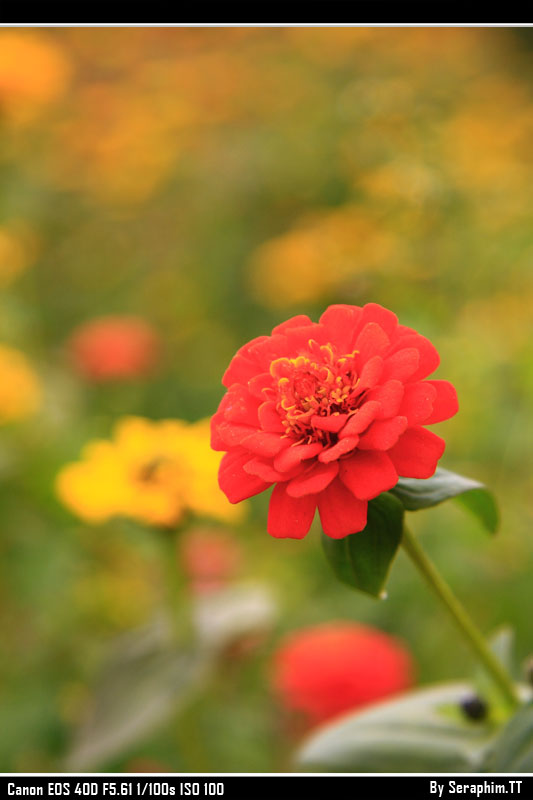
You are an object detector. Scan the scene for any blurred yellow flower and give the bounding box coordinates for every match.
[443,79,533,195]
[56,416,243,527]
[0,344,41,424]
[360,160,441,205]
[0,222,39,288]
[249,206,398,308]
[0,32,70,125]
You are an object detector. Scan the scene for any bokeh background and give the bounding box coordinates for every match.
[0,26,532,773]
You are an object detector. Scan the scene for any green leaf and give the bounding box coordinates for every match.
[296,682,498,773]
[482,702,533,772]
[321,491,404,598]
[64,617,209,770]
[472,628,516,720]
[64,585,277,771]
[193,582,277,650]
[487,627,515,675]
[391,467,499,533]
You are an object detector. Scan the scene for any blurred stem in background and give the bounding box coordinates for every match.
[401,526,520,713]
[163,524,213,771]
[174,696,212,773]
[159,524,193,641]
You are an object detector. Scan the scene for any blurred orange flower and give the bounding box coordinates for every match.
[444,81,533,195]
[49,83,178,204]
[249,206,398,308]
[67,316,160,381]
[0,31,70,125]
[271,622,414,727]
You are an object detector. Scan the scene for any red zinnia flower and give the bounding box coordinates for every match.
[271,622,414,726]
[211,303,458,539]
[68,315,160,381]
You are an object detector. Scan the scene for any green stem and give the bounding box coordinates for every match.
[159,523,193,640]
[402,525,519,711]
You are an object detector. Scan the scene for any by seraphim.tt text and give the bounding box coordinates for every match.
[430,781,522,797]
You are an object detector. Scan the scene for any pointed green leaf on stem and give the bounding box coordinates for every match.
[391,467,499,533]
[321,491,404,598]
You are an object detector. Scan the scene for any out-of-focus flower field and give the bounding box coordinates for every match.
[0,27,532,773]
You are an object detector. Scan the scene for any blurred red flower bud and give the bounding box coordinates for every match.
[179,527,243,594]
[68,315,160,381]
[271,621,414,727]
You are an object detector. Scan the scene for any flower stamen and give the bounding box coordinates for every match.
[273,344,362,443]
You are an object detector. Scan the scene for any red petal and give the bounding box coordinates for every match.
[358,416,408,450]
[388,333,440,381]
[248,334,294,370]
[339,401,380,438]
[339,451,398,500]
[399,382,437,425]
[318,436,359,463]
[243,458,291,483]
[355,322,390,365]
[272,315,313,335]
[424,380,459,424]
[317,479,368,538]
[221,384,260,425]
[241,430,288,458]
[360,303,399,338]
[358,355,384,390]
[287,461,339,498]
[210,412,227,451]
[311,413,349,433]
[388,426,446,478]
[219,450,271,502]
[319,304,363,352]
[267,483,316,539]
[222,356,257,388]
[248,372,274,399]
[258,401,285,432]
[222,335,270,387]
[214,390,234,415]
[366,380,404,418]
[217,421,257,448]
[381,348,420,382]
[397,324,416,336]
[283,323,329,352]
[274,442,323,473]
